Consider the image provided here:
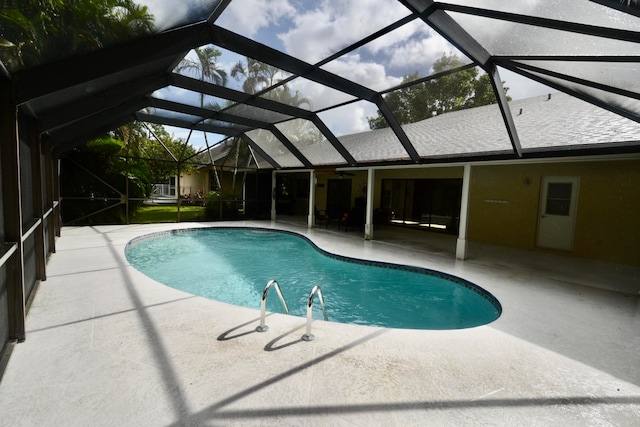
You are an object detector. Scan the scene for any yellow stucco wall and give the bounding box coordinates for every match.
[179,169,208,196]
[467,159,640,266]
[181,168,242,198]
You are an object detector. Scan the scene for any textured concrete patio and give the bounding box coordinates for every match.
[1,220,639,426]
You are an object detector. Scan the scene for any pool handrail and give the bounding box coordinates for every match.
[302,285,328,341]
[256,279,290,333]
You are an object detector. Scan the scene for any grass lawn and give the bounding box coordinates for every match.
[133,205,206,223]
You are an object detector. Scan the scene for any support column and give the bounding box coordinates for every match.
[456,164,472,260]
[176,162,181,222]
[364,168,375,240]
[24,112,46,280]
[53,156,61,237]
[270,170,277,221]
[124,140,130,225]
[1,81,26,341]
[42,138,56,253]
[308,170,316,228]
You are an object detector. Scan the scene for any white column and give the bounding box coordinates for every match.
[308,170,316,228]
[364,168,375,240]
[456,164,471,260]
[270,170,277,221]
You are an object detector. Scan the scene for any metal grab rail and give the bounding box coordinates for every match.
[302,285,328,342]
[256,279,290,332]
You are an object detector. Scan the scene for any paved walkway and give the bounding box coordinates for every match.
[1,221,639,426]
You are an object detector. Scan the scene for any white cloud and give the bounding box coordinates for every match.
[360,20,462,76]
[138,0,214,30]
[278,0,410,63]
[365,19,427,55]
[215,0,296,37]
[318,101,378,136]
[386,33,459,74]
[322,54,402,92]
[499,68,557,101]
[287,79,354,111]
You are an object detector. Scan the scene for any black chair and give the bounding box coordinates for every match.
[314,206,328,228]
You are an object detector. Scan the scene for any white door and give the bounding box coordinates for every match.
[537,176,580,251]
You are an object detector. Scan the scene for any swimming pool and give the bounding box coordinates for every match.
[125,227,501,330]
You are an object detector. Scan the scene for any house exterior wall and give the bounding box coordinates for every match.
[180,167,251,200]
[467,159,640,266]
[179,169,208,197]
[184,159,639,266]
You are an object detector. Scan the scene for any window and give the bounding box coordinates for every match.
[545,182,572,216]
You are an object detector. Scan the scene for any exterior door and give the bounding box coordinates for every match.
[537,176,580,251]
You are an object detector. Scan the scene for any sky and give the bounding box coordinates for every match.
[142,0,557,150]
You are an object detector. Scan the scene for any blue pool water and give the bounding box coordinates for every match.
[125,227,501,330]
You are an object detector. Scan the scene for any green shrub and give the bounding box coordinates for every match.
[205,191,241,220]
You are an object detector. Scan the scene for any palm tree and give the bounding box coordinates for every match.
[268,85,312,109]
[231,58,268,94]
[231,57,285,94]
[175,46,229,194]
[176,46,228,108]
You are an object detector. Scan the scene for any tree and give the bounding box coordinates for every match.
[137,124,196,185]
[175,46,227,108]
[230,56,311,108]
[227,56,318,193]
[230,57,275,94]
[175,46,229,190]
[368,54,510,129]
[60,135,143,224]
[0,0,154,71]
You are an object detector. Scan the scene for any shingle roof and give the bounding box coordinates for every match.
[327,92,640,163]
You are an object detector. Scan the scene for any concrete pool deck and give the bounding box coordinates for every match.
[0,220,639,426]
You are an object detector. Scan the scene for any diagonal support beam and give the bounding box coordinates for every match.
[170,73,313,120]
[13,22,213,103]
[36,73,169,133]
[137,113,243,137]
[400,1,491,66]
[488,65,522,157]
[376,96,421,163]
[269,125,313,168]
[310,116,357,166]
[240,134,281,170]
[47,98,147,147]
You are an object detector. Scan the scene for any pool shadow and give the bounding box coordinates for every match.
[263,324,306,351]
[216,314,307,350]
[216,315,263,341]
